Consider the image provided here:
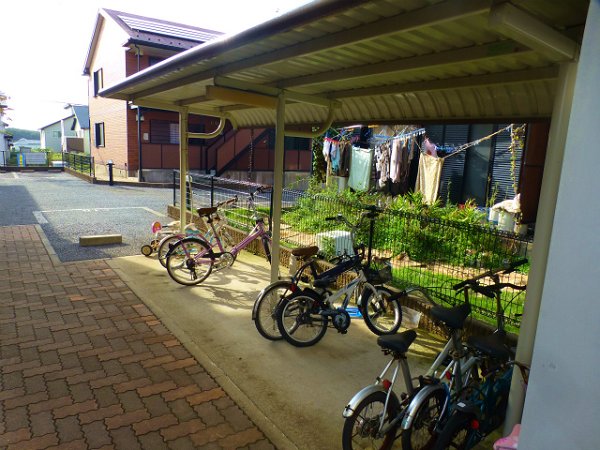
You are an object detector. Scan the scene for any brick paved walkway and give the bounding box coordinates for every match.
[0,225,275,450]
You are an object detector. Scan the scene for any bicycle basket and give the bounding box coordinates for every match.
[366,263,392,284]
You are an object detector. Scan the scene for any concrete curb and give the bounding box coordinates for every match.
[35,224,62,267]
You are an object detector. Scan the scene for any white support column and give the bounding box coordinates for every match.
[179,107,189,232]
[504,61,578,432]
[270,93,286,282]
[515,3,599,448]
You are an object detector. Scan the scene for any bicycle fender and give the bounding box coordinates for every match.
[401,383,447,429]
[357,282,378,307]
[342,384,392,418]
[251,281,294,320]
[166,236,213,259]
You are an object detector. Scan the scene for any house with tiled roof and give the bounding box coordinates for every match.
[83,9,226,180]
[83,8,312,183]
[40,105,90,153]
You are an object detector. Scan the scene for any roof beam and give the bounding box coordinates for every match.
[331,67,559,98]
[489,3,579,61]
[129,99,228,119]
[214,76,340,108]
[277,41,531,88]
[206,86,278,109]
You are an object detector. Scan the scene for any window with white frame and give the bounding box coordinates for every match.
[93,68,103,97]
[95,122,105,147]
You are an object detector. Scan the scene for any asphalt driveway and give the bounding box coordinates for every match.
[0,171,173,262]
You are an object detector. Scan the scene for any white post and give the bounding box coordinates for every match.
[518,2,599,448]
[270,93,286,282]
[503,61,579,433]
[179,108,189,232]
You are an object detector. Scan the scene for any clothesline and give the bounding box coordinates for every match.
[438,124,514,160]
[371,127,426,144]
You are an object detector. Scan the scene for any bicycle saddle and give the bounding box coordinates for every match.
[430,302,471,329]
[467,333,511,360]
[197,207,217,217]
[291,246,319,258]
[377,329,417,354]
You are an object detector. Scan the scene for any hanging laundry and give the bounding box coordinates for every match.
[330,140,341,175]
[415,153,444,205]
[375,143,390,188]
[323,138,332,161]
[348,146,373,191]
[389,138,403,183]
[323,137,341,176]
[339,141,351,177]
[423,137,437,156]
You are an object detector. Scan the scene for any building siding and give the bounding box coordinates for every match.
[87,18,128,170]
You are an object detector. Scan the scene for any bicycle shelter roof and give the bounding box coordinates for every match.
[100,0,589,127]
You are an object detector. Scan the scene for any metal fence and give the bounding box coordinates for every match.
[0,150,94,177]
[62,152,94,177]
[174,172,531,329]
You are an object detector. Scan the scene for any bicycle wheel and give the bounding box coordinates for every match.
[157,235,182,268]
[360,286,402,335]
[342,391,400,450]
[276,290,327,347]
[401,388,445,450]
[253,280,294,340]
[431,411,477,450]
[166,237,214,286]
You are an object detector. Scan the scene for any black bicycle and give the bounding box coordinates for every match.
[274,207,403,347]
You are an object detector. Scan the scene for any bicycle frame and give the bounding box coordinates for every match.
[344,352,415,436]
[322,272,367,308]
[216,218,270,258]
[179,189,272,265]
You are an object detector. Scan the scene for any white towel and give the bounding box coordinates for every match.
[416,153,444,205]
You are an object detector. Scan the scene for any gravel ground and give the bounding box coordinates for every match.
[0,171,174,262]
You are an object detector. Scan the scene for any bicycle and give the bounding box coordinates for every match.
[342,284,472,450]
[431,268,529,450]
[164,186,272,286]
[156,196,237,269]
[342,329,422,449]
[341,259,527,450]
[400,259,528,450]
[252,244,320,340]
[275,207,403,347]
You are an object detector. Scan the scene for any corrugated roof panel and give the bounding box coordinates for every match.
[99,0,587,128]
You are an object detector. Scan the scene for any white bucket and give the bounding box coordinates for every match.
[401,307,422,329]
[498,211,515,232]
[488,208,499,224]
[514,223,528,236]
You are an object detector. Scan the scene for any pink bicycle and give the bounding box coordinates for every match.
[164,186,272,285]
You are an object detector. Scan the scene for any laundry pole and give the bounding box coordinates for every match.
[179,108,189,231]
[270,93,286,282]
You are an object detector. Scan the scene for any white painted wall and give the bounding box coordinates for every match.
[519,1,600,449]
[40,122,62,151]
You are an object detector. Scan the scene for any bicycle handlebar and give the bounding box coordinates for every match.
[453,259,528,291]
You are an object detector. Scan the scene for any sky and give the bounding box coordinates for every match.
[1,0,312,130]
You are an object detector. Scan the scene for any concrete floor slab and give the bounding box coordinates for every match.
[108,252,446,449]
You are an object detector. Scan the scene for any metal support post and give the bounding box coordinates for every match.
[270,93,286,282]
[179,108,189,232]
